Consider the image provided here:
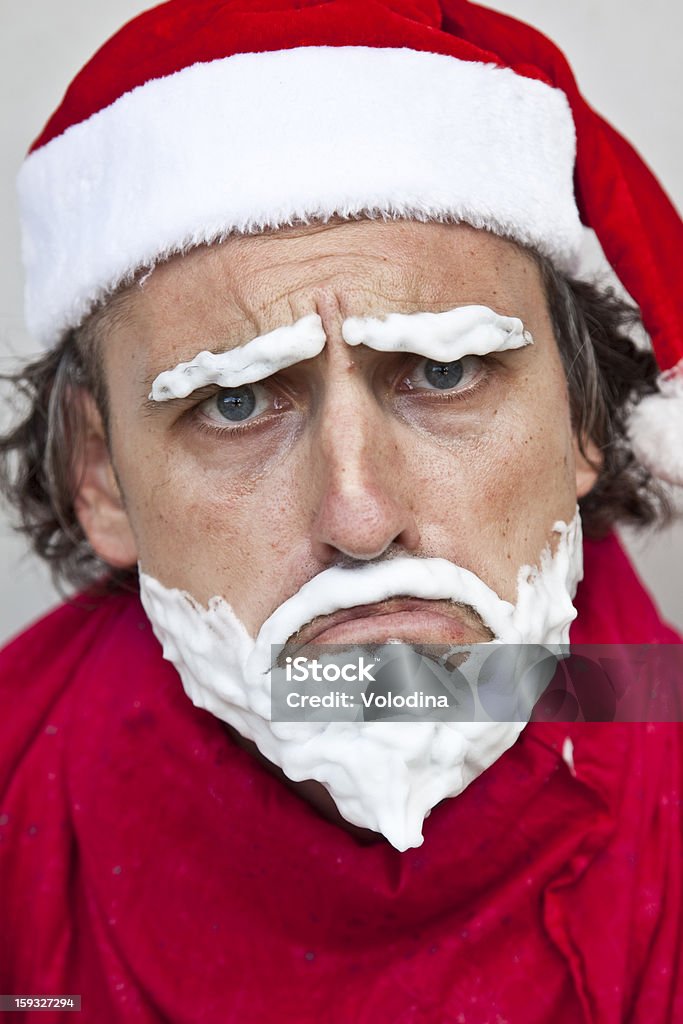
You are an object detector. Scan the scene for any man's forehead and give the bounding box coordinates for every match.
[138,219,474,308]
[112,222,538,366]
[86,223,542,407]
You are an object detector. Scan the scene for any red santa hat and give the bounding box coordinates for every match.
[17,0,683,483]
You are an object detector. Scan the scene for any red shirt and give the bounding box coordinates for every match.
[1,535,681,1023]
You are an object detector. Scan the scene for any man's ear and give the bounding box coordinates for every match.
[574,433,603,500]
[72,390,138,568]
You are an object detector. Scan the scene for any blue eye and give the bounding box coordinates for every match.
[408,355,481,393]
[423,360,464,390]
[215,385,256,421]
[197,383,271,427]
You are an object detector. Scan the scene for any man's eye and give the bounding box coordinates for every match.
[197,384,270,425]
[406,355,482,392]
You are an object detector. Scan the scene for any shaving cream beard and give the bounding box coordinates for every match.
[139,512,583,852]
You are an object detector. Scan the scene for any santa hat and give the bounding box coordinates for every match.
[17,0,683,483]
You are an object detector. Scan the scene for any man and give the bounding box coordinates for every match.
[1,0,682,1020]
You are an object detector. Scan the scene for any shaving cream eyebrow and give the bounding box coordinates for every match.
[341,305,532,361]
[149,313,326,401]
[149,305,531,403]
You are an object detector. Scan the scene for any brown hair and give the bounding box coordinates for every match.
[0,254,672,591]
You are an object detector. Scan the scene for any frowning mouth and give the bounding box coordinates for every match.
[287,596,494,652]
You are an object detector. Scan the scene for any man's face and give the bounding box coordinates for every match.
[89,219,586,641]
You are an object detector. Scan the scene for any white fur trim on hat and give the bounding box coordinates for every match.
[628,360,683,485]
[18,45,581,347]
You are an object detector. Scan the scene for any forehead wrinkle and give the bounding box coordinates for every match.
[237,243,424,316]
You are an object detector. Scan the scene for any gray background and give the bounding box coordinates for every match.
[1,0,681,644]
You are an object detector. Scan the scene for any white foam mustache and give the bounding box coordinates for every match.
[138,512,582,850]
[247,516,581,687]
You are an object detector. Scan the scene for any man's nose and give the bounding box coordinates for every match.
[308,374,421,563]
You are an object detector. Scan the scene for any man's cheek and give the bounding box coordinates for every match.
[121,447,301,599]
[402,415,539,514]
[410,419,574,565]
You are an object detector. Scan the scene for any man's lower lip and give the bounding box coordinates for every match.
[301,611,471,647]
